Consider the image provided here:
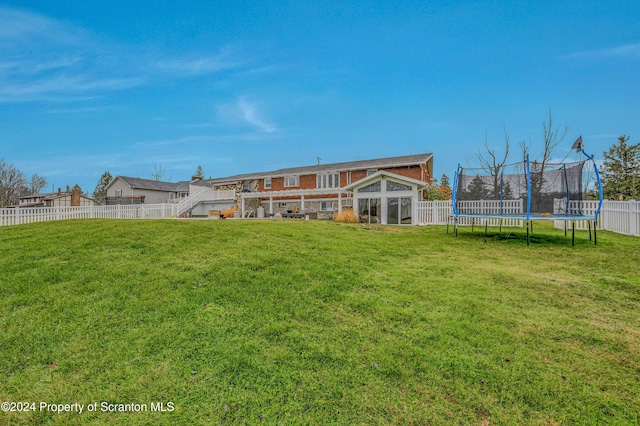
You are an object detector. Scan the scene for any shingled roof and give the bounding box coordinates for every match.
[209,153,433,183]
[109,153,432,190]
[111,176,192,192]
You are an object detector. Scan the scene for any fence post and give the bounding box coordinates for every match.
[117,204,122,219]
[16,207,21,225]
[430,201,437,225]
[630,200,638,237]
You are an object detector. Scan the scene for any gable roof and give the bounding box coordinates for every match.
[342,170,429,191]
[107,176,192,192]
[20,191,95,201]
[209,153,433,184]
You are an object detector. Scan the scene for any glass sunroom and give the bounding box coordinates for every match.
[343,171,427,225]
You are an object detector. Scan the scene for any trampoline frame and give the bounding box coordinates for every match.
[450,150,604,246]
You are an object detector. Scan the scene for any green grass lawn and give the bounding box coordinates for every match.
[0,219,638,425]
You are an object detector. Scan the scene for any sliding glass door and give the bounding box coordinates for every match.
[358,198,380,224]
[387,197,412,225]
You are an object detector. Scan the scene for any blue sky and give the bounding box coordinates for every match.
[1,1,639,193]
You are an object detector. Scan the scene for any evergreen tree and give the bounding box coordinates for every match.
[93,171,113,205]
[602,135,640,200]
[440,174,450,189]
[502,181,515,200]
[193,165,204,179]
[467,175,489,199]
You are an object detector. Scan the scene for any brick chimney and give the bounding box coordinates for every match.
[71,188,81,206]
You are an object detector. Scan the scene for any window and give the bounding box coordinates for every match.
[359,198,380,224]
[320,201,334,211]
[264,178,272,189]
[357,181,381,193]
[316,173,340,189]
[386,180,412,191]
[387,197,412,225]
[115,189,123,198]
[241,183,253,192]
[284,176,299,187]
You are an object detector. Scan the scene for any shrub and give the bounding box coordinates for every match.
[334,209,359,223]
[423,184,451,200]
[222,206,239,218]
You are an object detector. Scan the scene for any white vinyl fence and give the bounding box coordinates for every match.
[0,204,175,227]
[598,200,640,237]
[415,199,639,237]
[416,200,451,225]
[550,199,640,237]
[552,199,602,231]
[453,199,524,227]
[2,200,639,237]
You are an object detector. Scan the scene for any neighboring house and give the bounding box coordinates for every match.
[104,176,236,214]
[105,176,191,205]
[105,153,434,224]
[17,188,95,207]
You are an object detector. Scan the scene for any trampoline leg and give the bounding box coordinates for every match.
[499,219,502,233]
[572,221,575,247]
[526,221,530,246]
[446,217,449,234]
[484,220,488,243]
[594,221,597,245]
[472,218,474,233]
[564,221,567,237]
[455,217,458,238]
[588,220,592,242]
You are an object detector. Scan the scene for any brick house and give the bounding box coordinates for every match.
[105,153,434,224]
[219,153,434,224]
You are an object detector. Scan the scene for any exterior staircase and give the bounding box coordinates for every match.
[173,189,237,217]
[174,190,207,217]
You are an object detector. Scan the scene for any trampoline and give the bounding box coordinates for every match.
[450,148,603,246]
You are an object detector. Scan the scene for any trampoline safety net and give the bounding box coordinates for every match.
[453,158,596,218]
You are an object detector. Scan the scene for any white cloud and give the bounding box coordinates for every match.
[0,6,82,43]
[236,98,277,133]
[564,43,640,61]
[217,97,278,134]
[0,6,251,103]
[155,47,245,76]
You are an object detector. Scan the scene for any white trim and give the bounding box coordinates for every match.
[343,170,427,191]
[316,172,340,189]
[348,172,422,225]
[284,176,299,187]
[240,188,348,199]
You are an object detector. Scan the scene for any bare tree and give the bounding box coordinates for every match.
[474,127,510,199]
[27,174,47,195]
[151,163,169,182]
[530,110,568,199]
[0,159,26,207]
